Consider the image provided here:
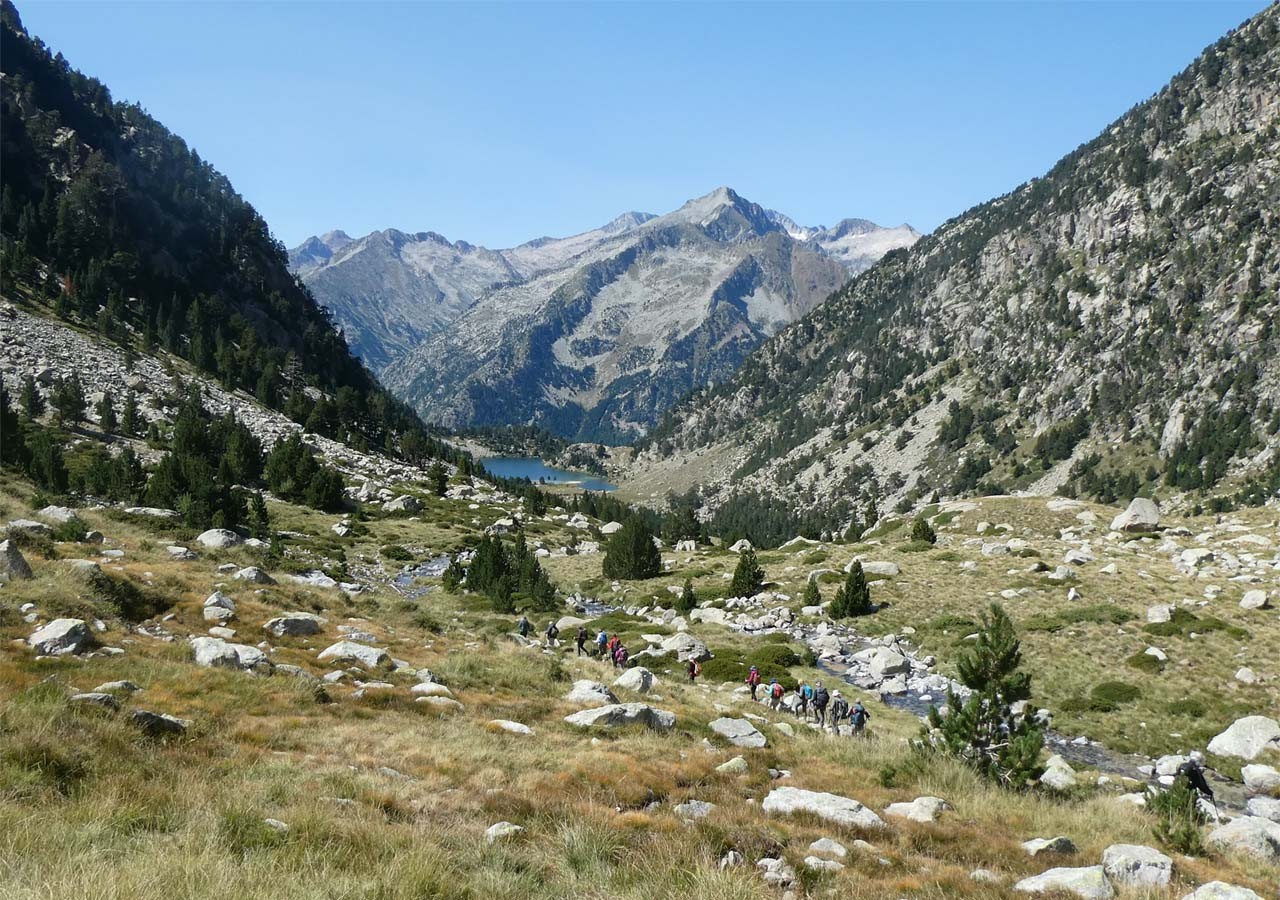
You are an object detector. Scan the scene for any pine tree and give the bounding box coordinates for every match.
[911,515,937,544]
[923,604,1044,788]
[676,577,697,612]
[831,560,872,618]
[19,375,44,419]
[864,498,879,531]
[96,389,117,435]
[602,518,662,580]
[428,462,448,496]
[120,391,140,436]
[730,548,764,597]
[52,373,86,427]
[247,492,271,540]
[802,578,821,607]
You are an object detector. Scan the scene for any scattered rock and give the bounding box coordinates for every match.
[1014,866,1114,899]
[130,709,189,736]
[1022,836,1078,857]
[69,691,120,712]
[196,528,241,549]
[485,821,523,843]
[1110,498,1160,533]
[488,720,534,736]
[1245,796,1280,823]
[884,796,951,823]
[755,857,795,887]
[563,703,675,731]
[716,756,748,775]
[1242,764,1280,793]
[263,613,325,637]
[0,539,33,580]
[808,837,847,858]
[1179,883,1264,900]
[409,682,454,698]
[674,799,715,821]
[709,717,767,748]
[190,636,272,673]
[382,495,421,514]
[728,539,752,553]
[1040,755,1078,791]
[1206,716,1280,760]
[317,640,391,670]
[803,855,843,872]
[28,618,93,656]
[1206,815,1280,861]
[1239,590,1270,610]
[613,666,657,694]
[415,696,464,713]
[563,680,618,707]
[760,787,885,830]
[1101,843,1172,888]
[233,566,275,585]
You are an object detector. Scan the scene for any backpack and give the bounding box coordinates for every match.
[814,687,829,707]
[851,705,869,725]
[831,698,848,719]
[771,682,784,699]
[802,685,813,700]
[547,624,559,639]
[692,661,701,676]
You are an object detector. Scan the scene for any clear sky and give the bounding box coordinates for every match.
[16,0,1269,249]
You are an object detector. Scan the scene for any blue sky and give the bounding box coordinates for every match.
[18,1,1268,249]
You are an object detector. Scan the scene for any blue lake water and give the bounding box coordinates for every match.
[483,456,616,492]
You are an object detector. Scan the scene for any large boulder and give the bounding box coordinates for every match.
[613,667,657,694]
[130,709,189,736]
[761,787,885,830]
[865,647,910,680]
[190,636,272,673]
[1014,866,1114,899]
[316,640,391,670]
[1239,590,1271,610]
[562,680,618,707]
[0,539,33,580]
[1206,815,1280,862]
[1242,764,1280,794]
[1246,796,1280,823]
[1206,716,1280,760]
[196,528,241,549]
[884,796,951,824]
[846,559,899,577]
[382,495,421,514]
[563,703,675,731]
[1110,498,1160,533]
[1101,844,1172,888]
[263,613,325,637]
[1179,884,1264,900]
[709,717,767,748]
[233,566,275,585]
[6,518,51,537]
[35,505,77,524]
[661,632,711,663]
[1040,755,1078,791]
[28,618,93,656]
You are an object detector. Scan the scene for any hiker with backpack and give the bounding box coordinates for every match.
[801,683,815,722]
[596,629,608,658]
[746,665,762,701]
[812,681,830,727]
[613,643,629,669]
[1176,756,1217,813]
[794,683,809,720]
[850,700,870,737]
[516,614,530,639]
[575,625,588,656]
[830,690,849,731]
[768,678,784,711]
[687,658,701,683]
[544,620,559,648]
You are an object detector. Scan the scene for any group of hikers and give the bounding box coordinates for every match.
[747,666,871,736]
[518,615,870,737]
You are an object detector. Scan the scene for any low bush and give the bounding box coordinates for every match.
[1126,651,1166,674]
[49,515,90,543]
[699,642,810,691]
[1143,607,1248,640]
[380,545,413,562]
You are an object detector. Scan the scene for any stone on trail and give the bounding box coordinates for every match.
[0,539,33,580]
[263,613,325,637]
[660,632,711,662]
[884,796,951,823]
[196,528,241,549]
[485,821,523,843]
[761,787,885,830]
[1206,716,1280,760]
[562,680,618,707]
[1245,796,1280,824]
[709,717,767,748]
[1179,884,1264,900]
[1110,498,1160,533]
[1040,755,1078,791]
[28,618,93,656]
[1014,866,1114,899]
[1022,836,1079,857]
[1205,815,1280,862]
[130,709,189,736]
[613,666,657,694]
[1242,764,1280,793]
[563,703,675,731]
[716,756,748,774]
[316,640,391,670]
[488,720,534,736]
[1101,843,1172,888]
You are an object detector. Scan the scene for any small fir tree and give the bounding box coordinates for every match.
[831,560,872,618]
[923,604,1044,788]
[120,391,140,436]
[247,492,271,540]
[19,375,44,419]
[676,577,697,612]
[602,518,662,580]
[428,461,448,496]
[730,548,764,597]
[911,515,937,545]
[96,389,117,435]
[52,373,86,428]
[802,578,821,608]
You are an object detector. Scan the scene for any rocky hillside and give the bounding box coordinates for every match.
[0,1,441,456]
[632,7,1280,528]
[291,189,919,442]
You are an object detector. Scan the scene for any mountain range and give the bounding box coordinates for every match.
[290,191,920,441]
[629,5,1280,526]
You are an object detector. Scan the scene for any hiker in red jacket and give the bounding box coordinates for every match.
[746,665,762,701]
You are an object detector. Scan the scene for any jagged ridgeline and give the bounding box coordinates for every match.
[0,1,451,462]
[639,5,1280,519]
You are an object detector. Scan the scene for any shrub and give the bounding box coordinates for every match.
[910,516,937,545]
[1064,681,1142,713]
[380,545,413,562]
[1126,651,1166,674]
[729,548,765,597]
[675,578,696,613]
[700,643,805,691]
[1148,775,1206,855]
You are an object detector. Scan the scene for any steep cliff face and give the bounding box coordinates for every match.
[633,7,1280,519]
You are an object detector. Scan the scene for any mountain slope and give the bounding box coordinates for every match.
[290,191,919,437]
[633,6,1280,524]
[385,189,868,443]
[0,0,436,454]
